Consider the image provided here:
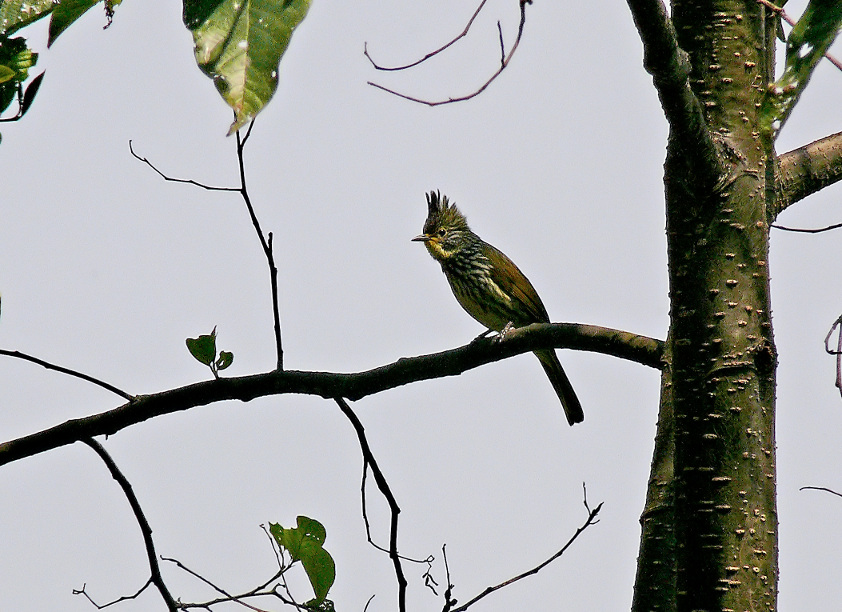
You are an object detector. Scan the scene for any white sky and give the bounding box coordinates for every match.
[1,0,841,609]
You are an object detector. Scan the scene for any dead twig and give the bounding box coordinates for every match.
[367,0,532,106]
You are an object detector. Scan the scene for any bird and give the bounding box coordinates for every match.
[412,190,584,425]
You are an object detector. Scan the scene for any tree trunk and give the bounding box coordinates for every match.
[633,2,779,609]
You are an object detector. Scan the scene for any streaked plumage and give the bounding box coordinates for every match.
[413,190,584,425]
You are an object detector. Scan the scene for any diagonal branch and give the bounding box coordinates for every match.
[0,323,663,467]
[131,127,284,370]
[367,0,531,107]
[0,349,134,400]
[335,398,408,612]
[445,487,602,612]
[364,0,490,71]
[772,131,842,218]
[625,0,726,194]
[81,438,178,612]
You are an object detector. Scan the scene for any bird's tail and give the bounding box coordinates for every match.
[535,349,584,426]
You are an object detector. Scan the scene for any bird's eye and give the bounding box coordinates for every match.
[437,228,447,237]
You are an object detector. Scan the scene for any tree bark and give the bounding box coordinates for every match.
[632,2,779,609]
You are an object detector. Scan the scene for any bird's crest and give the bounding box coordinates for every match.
[425,190,470,233]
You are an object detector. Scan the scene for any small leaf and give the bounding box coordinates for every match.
[299,542,335,603]
[186,327,217,366]
[269,516,335,604]
[0,0,57,36]
[0,65,14,84]
[216,350,233,370]
[48,0,101,47]
[20,70,44,115]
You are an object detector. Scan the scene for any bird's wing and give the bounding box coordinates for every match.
[484,242,551,324]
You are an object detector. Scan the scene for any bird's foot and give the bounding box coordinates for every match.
[496,321,516,342]
[473,329,497,343]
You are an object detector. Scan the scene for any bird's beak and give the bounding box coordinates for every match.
[412,234,430,243]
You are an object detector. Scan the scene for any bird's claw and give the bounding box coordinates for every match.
[495,322,516,342]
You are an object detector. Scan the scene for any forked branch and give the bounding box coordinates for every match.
[367,0,532,106]
[77,438,178,611]
[625,0,726,195]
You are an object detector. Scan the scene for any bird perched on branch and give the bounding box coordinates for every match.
[412,190,584,425]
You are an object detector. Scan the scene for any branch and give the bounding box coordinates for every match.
[80,438,178,612]
[131,128,284,370]
[773,131,842,218]
[771,221,842,233]
[367,0,531,107]
[625,0,726,194]
[0,349,133,400]
[0,323,663,467]
[445,485,603,612]
[364,0,490,71]
[335,398,408,612]
[800,485,842,498]
[824,314,842,398]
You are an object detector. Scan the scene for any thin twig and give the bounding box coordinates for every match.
[81,438,178,612]
[128,140,239,192]
[161,556,287,612]
[823,315,842,397]
[233,124,284,370]
[367,0,531,106]
[73,578,153,609]
[0,349,133,400]
[360,462,433,564]
[441,544,457,612]
[364,0,490,71]
[800,485,842,498]
[130,128,284,371]
[335,397,408,612]
[450,492,603,612]
[772,221,842,233]
[755,0,842,72]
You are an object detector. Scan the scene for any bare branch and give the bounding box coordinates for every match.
[824,315,842,398]
[73,578,153,609]
[800,485,842,498]
[131,129,284,370]
[0,349,133,400]
[367,0,531,107]
[773,131,842,218]
[772,221,842,233]
[162,556,287,611]
[0,323,663,467]
[232,126,284,370]
[625,0,726,196]
[335,397,408,612]
[364,0,490,71]
[447,488,603,612]
[81,438,178,612]
[128,140,238,192]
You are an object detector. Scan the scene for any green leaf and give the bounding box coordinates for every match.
[760,0,842,137]
[20,70,44,115]
[48,0,101,47]
[0,35,37,114]
[184,0,312,135]
[269,516,336,604]
[186,326,218,366]
[1,0,57,36]
[215,350,233,370]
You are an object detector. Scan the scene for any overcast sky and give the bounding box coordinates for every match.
[2,0,842,610]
